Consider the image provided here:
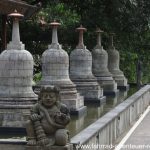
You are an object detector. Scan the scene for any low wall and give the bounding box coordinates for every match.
[71,85,150,150]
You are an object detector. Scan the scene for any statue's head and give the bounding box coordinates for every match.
[39,85,61,107]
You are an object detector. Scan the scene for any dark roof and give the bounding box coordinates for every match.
[0,0,39,19]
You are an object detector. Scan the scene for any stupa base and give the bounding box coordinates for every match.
[71,78,104,104]
[117,84,129,90]
[96,76,119,96]
[0,107,32,127]
[103,89,119,96]
[112,74,129,91]
[84,96,106,104]
[0,96,37,127]
[70,106,87,116]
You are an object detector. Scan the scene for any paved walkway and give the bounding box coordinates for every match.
[115,106,150,150]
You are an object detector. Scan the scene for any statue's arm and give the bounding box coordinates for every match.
[30,104,42,121]
[55,103,71,126]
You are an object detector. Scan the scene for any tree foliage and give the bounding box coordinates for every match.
[59,0,150,83]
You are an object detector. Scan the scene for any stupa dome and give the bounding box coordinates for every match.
[70,25,94,79]
[40,21,72,85]
[92,28,112,77]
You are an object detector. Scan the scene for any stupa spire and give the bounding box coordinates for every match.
[50,20,60,44]
[95,28,104,48]
[49,20,61,49]
[76,25,87,49]
[9,10,23,43]
[109,33,115,48]
[7,10,24,50]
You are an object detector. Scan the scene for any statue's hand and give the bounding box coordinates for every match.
[55,113,70,125]
[30,114,41,121]
[59,113,67,119]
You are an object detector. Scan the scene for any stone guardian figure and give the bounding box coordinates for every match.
[26,86,72,150]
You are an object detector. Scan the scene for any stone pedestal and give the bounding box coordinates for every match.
[0,105,35,127]
[0,11,37,127]
[36,21,86,115]
[107,33,129,90]
[92,28,118,96]
[70,26,106,103]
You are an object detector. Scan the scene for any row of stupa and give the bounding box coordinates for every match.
[0,11,128,127]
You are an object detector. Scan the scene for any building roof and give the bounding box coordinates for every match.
[0,0,39,19]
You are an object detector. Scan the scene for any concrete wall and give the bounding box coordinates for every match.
[71,85,150,150]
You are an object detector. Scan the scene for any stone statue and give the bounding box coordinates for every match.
[26,85,70,147]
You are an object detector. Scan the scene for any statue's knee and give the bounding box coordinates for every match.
[55,129,69,146]
[25,120,35,136]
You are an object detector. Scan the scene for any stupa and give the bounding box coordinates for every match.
[70,25,105,103]
[0,10,38,127]
[92,28,118,96]
[36,21,86,115]
[107,33,129,90]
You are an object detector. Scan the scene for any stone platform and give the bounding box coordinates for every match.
[0,139,73,150]
[26,144,73,150]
